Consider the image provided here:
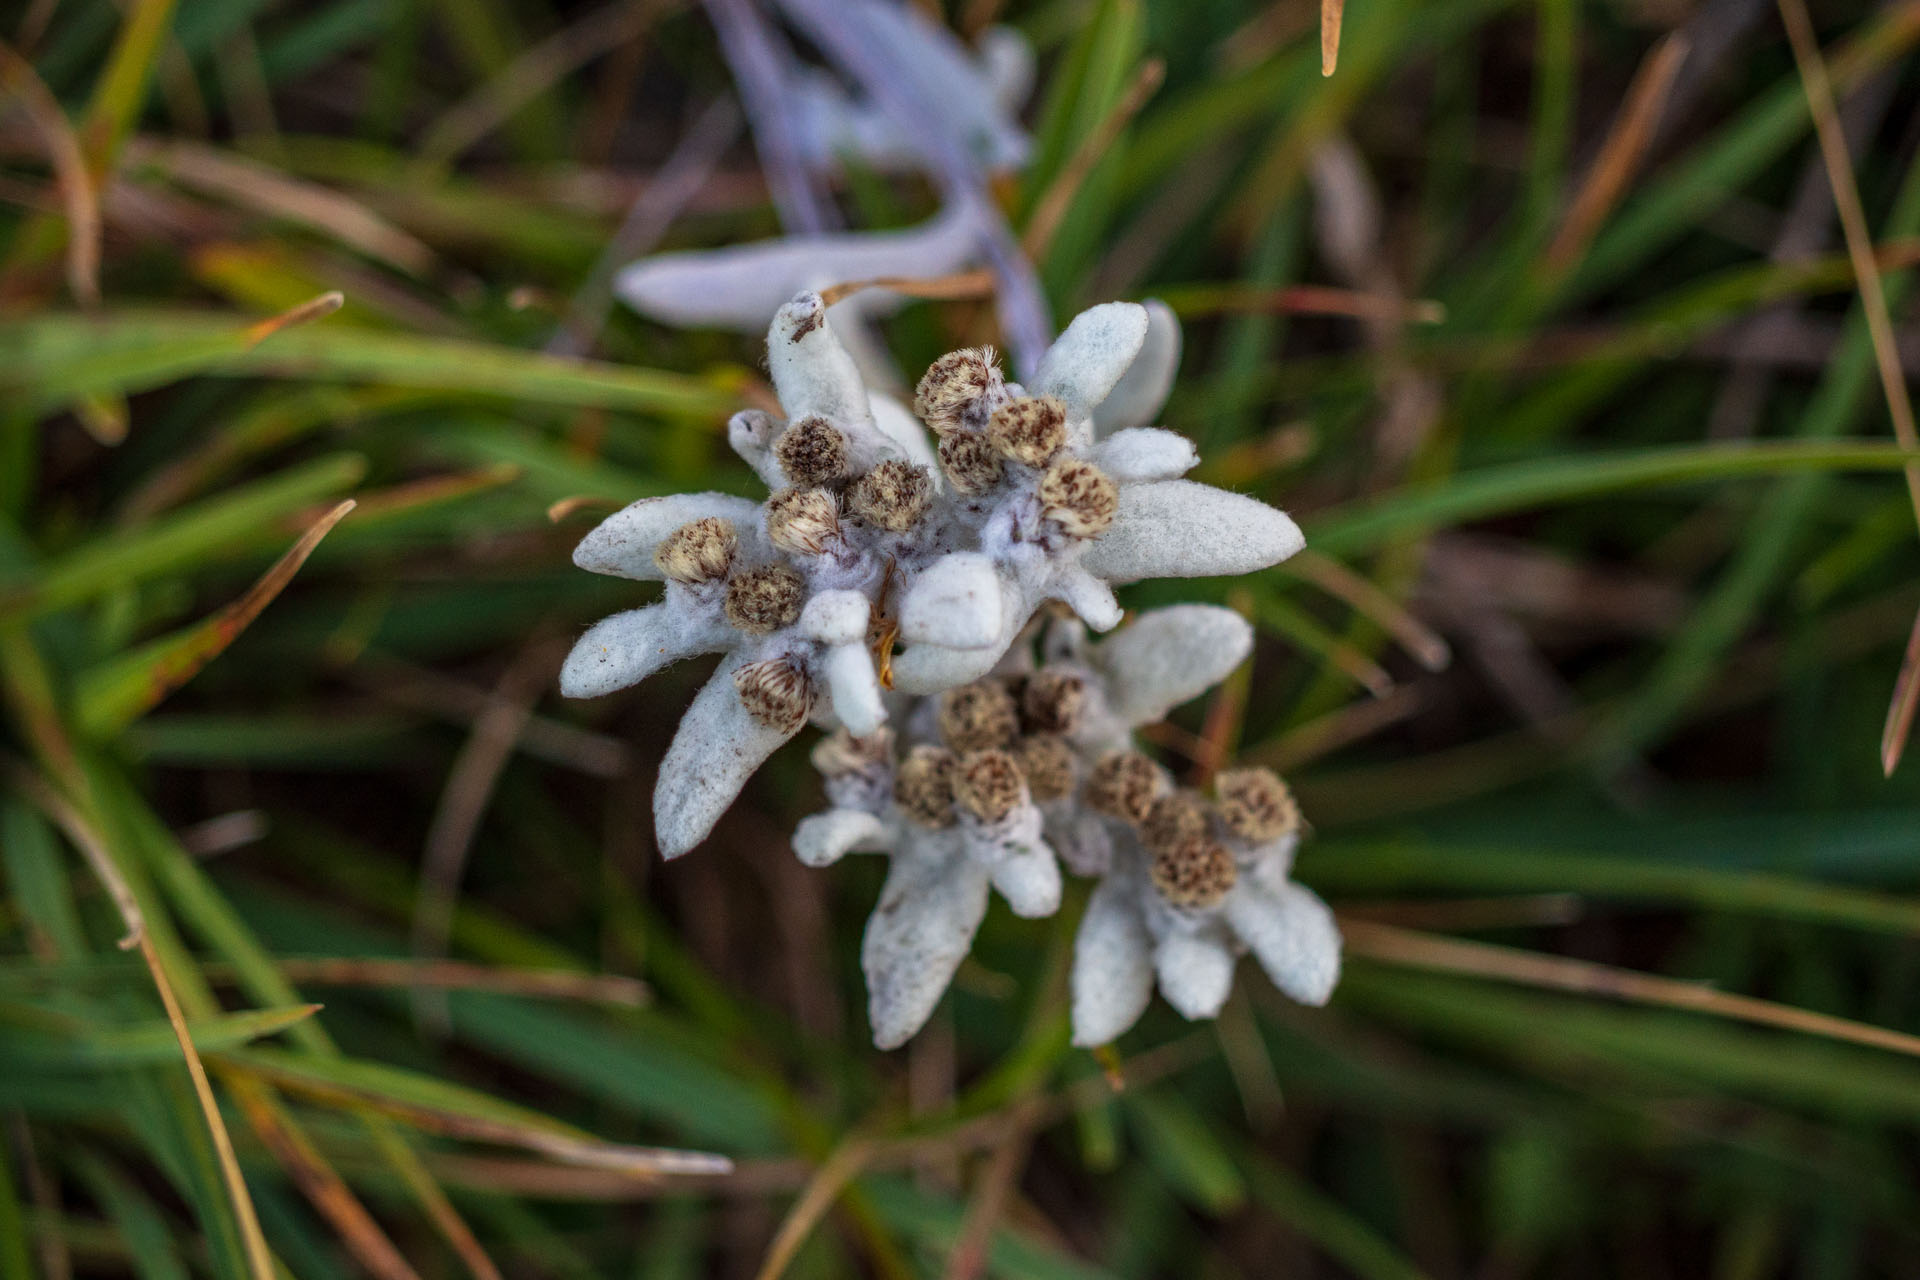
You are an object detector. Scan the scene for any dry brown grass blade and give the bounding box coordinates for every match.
[1287,549,1451,671]
[1543,32,1690,273]
[753,1135,878,1280]
[1174,284,1446,324]
[11,767,275,1280]
[1321,0,1345,76]
[242,290,345,346]
[206,957,650,1007]
[1882,604,1920,774]
[546,494,621,523]
[1243,684,1425,772]
[136,139,435,275]
[817,268,996,307]
[410,639,556,1029]
[1341,918,1920,1058]
[123,500,354,724]
[226,1077,423,1280]
[1022,58,1165,260]
[0,41,100,306]
[220,1052,733,1177]
[337,466,519,523]
[941,1096,1043,1280]
[1189,594,1254,788]
[1775,0,1920,773]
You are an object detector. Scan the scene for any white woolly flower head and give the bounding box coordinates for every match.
[791,604,1338,1050]
[562,292,1303,864]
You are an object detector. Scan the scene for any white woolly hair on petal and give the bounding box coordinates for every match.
[1224,880,1342,1006]
[768,291,874,427]
[899,553,1006,649]
[890,628,1020,695]
[1071,876,1156,1046]
[1152,930,1237,1021]
[862,841,993,1049]
[1091,299,1181,437]
[986,840,1061,918]
[1033,301,1150,425]
[800,589,870,645]
[869,390,942,475]
[1052,568,1122,632]
[652,652,805,858]
[560,605,724,699]
[615,206,982,331]
[1090,427,1199,483]
[792,809,888,868]
[572,493,764,581]
[1080,480,1305,585]
[729,410,789,490]
[1096,605,1252,728]
[822,642,886,736]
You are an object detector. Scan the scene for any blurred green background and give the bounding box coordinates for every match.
[8,0,1920,1275]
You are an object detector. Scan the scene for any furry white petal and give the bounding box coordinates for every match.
[1096,605,1252,728]
[572,493,763,581]
[653,652,805,858]
[1052,568,1122,632]
[800,589,870,645]
[899,553,1005,649]
[821,641,886,736]
[1091,428,1199,483]
[1080,480,1304,584]
[1034,301,1149,426]
[1070,876,1156,1046]
[1153,930,1236,1021]
[792,808,888,868]
[1225,880,1342,1006]
[862,840,992,1049]
[615,208,980,331]
[1091,299,1181,437]
[967,805,1059,917]
[768,292,874,426]
[559,605,725,699]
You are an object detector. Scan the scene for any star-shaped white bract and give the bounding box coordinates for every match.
[1070,774,1340,1049]
[561,291,1303,862]
[790,604,1317,1049]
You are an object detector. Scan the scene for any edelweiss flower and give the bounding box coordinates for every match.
[792,604,1291,1048]
[1071,763,1340,1047]
[561,291,1301,863]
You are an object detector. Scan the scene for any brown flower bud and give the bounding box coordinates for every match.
[1013,734,1077,802]
[1083,750,1165,824]
[986,395,1068,467]
[847,460,933,532]
[938,430,1003,495]
[1214,768,1301,844]
[914,347,1000,431]
[723,564,805,633]
[954,749,1025,823]
[1020,667,1086,735]
[1038,458,1119,539]
[894,744,958,827]
[811,726,892,777]
[732,658,812,733]
[1149,836,1238,910]
[1139,791,1211,857]
[774,415,850,487]
[937,680,1020,754]
[653,517,737,584]
[765,487,840,556]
